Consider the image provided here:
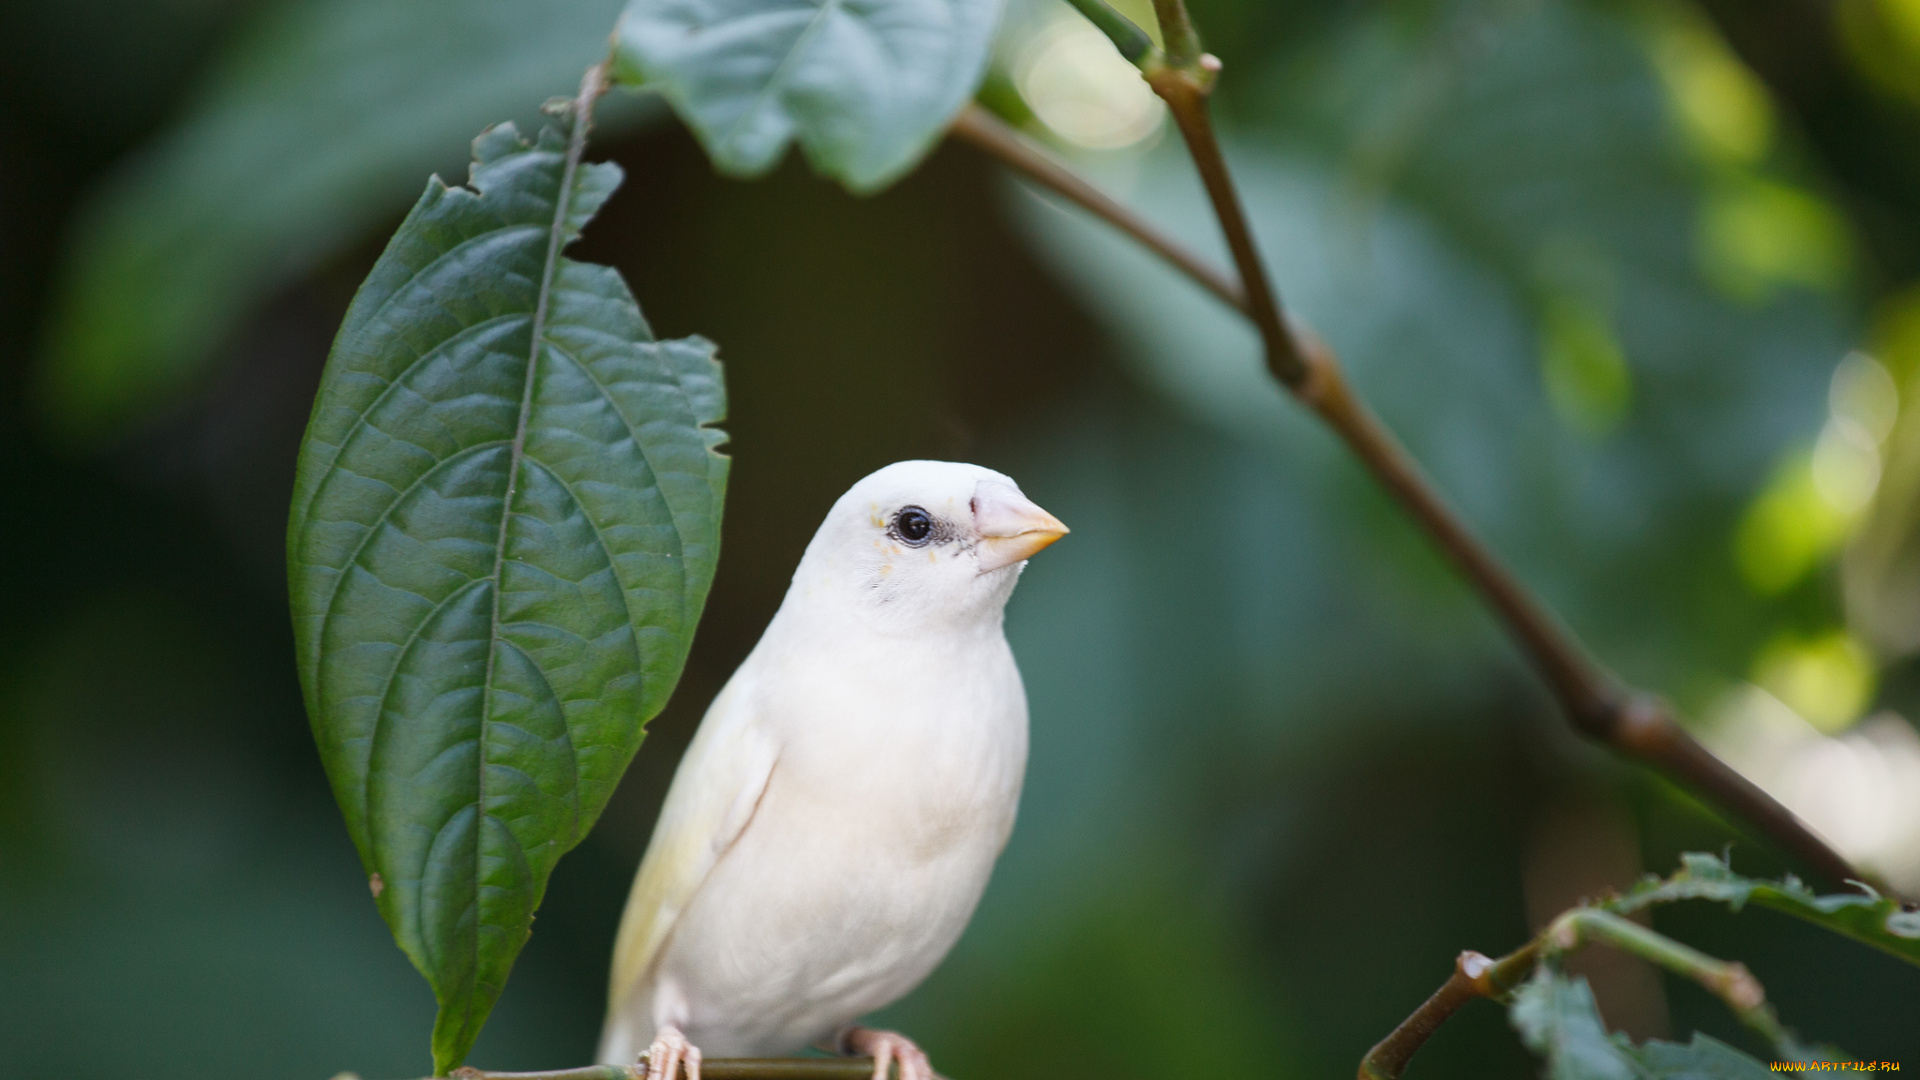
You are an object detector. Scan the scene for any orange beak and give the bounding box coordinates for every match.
[972,480,1069,573]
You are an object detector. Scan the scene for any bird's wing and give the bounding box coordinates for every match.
[606,672,779,1023]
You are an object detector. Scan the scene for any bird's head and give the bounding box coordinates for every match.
[792,460,1069,630]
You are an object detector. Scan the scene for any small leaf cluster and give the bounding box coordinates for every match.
[1488,854,1919,1079]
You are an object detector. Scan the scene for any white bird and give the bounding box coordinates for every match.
[598,460,1069,1080]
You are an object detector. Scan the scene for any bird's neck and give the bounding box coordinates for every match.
[765,576,1009,654]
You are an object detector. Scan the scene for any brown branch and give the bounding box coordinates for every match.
[1144,68,1307,387]
[1360,889,1812,1079]
[1357,951,1494,1080]
[948,106,1245,313]
[1358,945,1540,1080]
[447,1059,883,1080]
[948,18,1868,890]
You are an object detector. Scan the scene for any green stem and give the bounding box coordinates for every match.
[1061,0,1158,65]
[1148,0,1204,71]
[1549,909,1796,1052]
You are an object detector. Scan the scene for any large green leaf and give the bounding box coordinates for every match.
[39,0,639,441]
[1510,970,1777,1080]
[1613,852,1920,969]
[611,0,1005,191]
[287,114,728,1074]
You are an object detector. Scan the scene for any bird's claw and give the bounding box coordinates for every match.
[842,1026,934,1080]
[640,1024,702,1080]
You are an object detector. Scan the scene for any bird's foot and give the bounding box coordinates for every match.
[640,1024,703,1080]
[840,1026,934,1080]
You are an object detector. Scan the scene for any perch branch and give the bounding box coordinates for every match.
[445,1059,885,1080]
[949,4,1865,890]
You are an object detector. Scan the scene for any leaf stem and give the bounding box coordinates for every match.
[1060,0,1159,65]
[1546,908,1796,1052]
[1147,0,1204,72]
[951,19,1866,892]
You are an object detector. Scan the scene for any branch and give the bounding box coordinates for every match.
[948,107,1244,312]
[1142,67,1305,387]
[1357,896,1806,1080]
[1358,942,1541,1079]
[446,1059,885,1080]
[950,5,1868,892]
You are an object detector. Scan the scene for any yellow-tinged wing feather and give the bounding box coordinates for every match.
[606,674,778,1025]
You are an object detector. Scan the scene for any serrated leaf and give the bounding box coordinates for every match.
[1510,970,1642,1080]
[287,115,727,1075]
[611,0,1005,191]
[1631,1035,1778,1080]
[1511,971,1784,1080]
[39,0,639,441]
[1613,852,1920,969]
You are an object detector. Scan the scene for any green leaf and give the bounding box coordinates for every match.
[39,0,639,441]
[1510,970,1641,1080]
[1613,852,1920,969]
[286,114,728,1074]
[610,0,1005,191]
[1510,970,1779,1080]
[1631,1036,1779,1080]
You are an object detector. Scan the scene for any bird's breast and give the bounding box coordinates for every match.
[766,643,1028,864]
[646,622,1031,1054]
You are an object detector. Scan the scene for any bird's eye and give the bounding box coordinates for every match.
[893,506,934,546]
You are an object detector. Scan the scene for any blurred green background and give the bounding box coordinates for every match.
[5,0,1920,1076]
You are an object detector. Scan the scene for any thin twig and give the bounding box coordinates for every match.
[446,1059,883,1080]
[1144,69,1306,386]
[949,2,1867,891]
[948,106,1244,312]
[1357,951,1492,1080]
[445,1060,633,1068]
[1358,942,1540,1080]
[1359,891,1811,1079]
